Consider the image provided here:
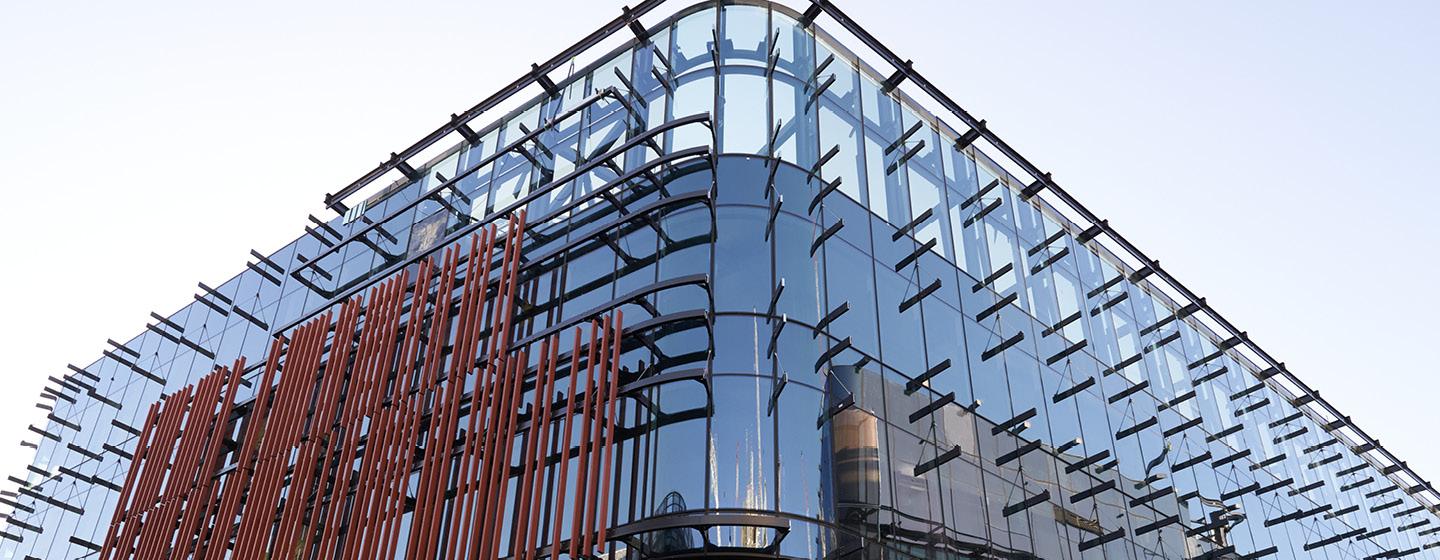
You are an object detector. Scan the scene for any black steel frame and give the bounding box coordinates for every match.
[12,0,1430,557]
[304,0,1436,527]
[801,0,1439,515]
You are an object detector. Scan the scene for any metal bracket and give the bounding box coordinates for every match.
[817,393,854,428]
[905,359,950,395]
[954,120,986,151]
[893,237,935,270]
[996,439,1043,467]
[881,60,912,93]
[813,301,849,337]
[1076,220,1108,244]
[764,194,783,240]
[1001,489,1050,517]
[980,331,1024,361]
[971,263,1013,293]
[1019,173,1050,200]
[767,314,786,358]
[908,392,955,424]
[809,219,844,257]
[798,1,824,27]
[975,292,1017,323]
[1046,340,1087,366]
[886,121,925,154]
[892,208,933,241]
[814,337,852,372]
[808,176,843,215]
[898,278,941,313]
[1078,529,1125,552]
[991,408,1037,436]
[1052,377,1096,404]
[914,444,962,477]
[766,373,788,417]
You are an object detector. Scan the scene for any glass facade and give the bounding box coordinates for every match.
[3,2,1436,559]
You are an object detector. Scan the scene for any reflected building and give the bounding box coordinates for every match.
[3,1,1437,559]
[647,492,698,554]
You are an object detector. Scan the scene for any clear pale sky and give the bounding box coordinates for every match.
[1,0,1436,494]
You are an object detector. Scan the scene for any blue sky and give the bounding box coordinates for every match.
[0,0,1436,490]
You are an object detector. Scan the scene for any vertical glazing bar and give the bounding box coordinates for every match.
[167,372,214,558]
[405,256,443,558]
[366,408,399,552]
[419,247,464,559]
[184,370,230,551]
[473,221,516,559]
[304,299,360,558]
[232,331,294,558]
[274,437,318,556]
[356,404,398,559]
[168,382,208,553]
[436,232,482,559]
[371,272,408,411]
[377,380,421,560]
[494,212,530,558]
[199,365,243,527]
[354,279,398,415]
[304,305,342,557]
[322,301,362,426]
[324,295,375,559]
[234,359,281,554]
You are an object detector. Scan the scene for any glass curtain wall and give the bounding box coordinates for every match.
[3,2,1435,560]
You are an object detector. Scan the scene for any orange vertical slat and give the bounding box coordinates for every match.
[368,256,432,560]
[549,326,584,560]
[595,311,625,554]
[580,317,614,555]
[569,320,602,558]
[443,230,492,557]
[519,335,562,559]
[98,400,160,559]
